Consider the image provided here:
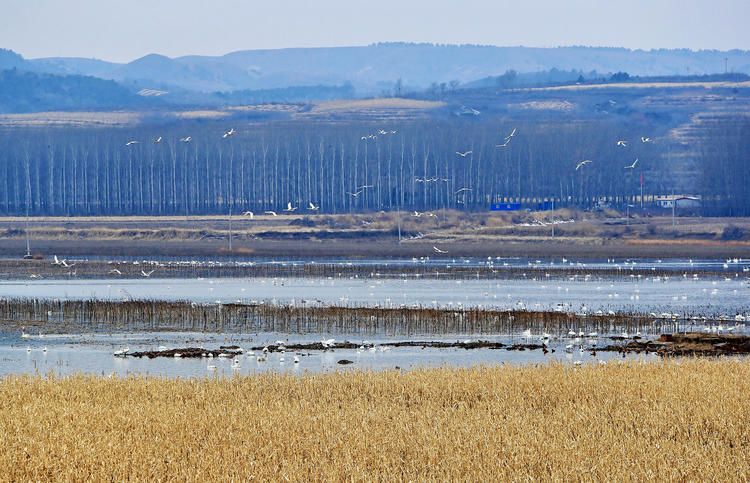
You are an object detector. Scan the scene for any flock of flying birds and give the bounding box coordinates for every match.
[119,126,654,256]
[576,136,653,171]
[124,128,236,146]
[452,127,652,172]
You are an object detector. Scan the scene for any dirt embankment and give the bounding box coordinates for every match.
[3,237,750,260]
[1,213,749,259]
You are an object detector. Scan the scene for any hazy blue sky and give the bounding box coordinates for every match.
[2,0,748,62]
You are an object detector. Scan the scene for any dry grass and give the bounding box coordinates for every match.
[0,111,142,127]
[528,80,750,92]
[0,359,748,480]
[626,239,750,246]
[307,98,444,112]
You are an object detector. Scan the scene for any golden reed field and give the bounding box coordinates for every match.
[1,360,749,481]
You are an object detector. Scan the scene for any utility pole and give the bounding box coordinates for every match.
[228,208,233,251]
[23,156,32,259]
[397,205,401,244]
[228,140,233,252]
[640,172,644,208]
[551,198,555,238]
[24,215,31,258]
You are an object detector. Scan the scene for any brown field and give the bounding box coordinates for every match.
[0,98,444,128]
[527,80,750,92]
[0,110,143,127]
[292,97,444,121]
[0,360,748,480]
[302,97,444,112]
[1,211,749,259]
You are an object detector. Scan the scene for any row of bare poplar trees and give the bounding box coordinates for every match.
[0,117,690,216]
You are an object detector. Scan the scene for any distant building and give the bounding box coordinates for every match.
[656,196,701,208]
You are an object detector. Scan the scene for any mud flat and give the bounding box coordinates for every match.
[122,333,750,360]
[600,332,750,356]
[124,340,549,358]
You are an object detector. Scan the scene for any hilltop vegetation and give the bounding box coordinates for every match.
[0,69,146,113]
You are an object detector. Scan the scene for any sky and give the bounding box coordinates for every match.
[2,0,749,62]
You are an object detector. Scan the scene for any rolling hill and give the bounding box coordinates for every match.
[16,43,750,94]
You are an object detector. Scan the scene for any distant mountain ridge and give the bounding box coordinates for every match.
[9,43,750,94]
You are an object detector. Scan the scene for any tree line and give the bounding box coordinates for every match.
[0,116,739,216]
[698,115,750,216]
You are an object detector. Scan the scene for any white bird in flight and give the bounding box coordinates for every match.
[576,160,593,170]
[242,211,254,218]
[180,136,192,143]
[357,184,373,191]
[223,128,236,138]
[433,246,448,254]
[308,202,319,211]
[455,187,472,194]
[109,269,122,275]
[153,136,162,143]
[265,210,277,216]
[624,158,639,169]
[505,128,516,139]
[456,151,472,157]
[346,190,364,197]
[141,270,155,277]
[495,139,510,148]
[284,202,297,212]
[641,136,653,143]
[125,141,139,146]
[616,140,628,147]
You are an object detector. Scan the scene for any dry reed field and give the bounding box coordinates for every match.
[0,359,748,481]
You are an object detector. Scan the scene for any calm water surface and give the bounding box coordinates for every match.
[1,275,748,315]
[0,257,748,377]
[0,330,666,378]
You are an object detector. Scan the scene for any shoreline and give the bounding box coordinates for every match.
[3,237,750,260]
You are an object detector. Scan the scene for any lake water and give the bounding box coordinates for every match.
[1,274,748,316]
[16,255,749,273]
[0,257,748,377]
[0,330,664,378]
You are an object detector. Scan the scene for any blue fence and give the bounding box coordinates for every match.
[490,203,522,211]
